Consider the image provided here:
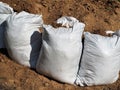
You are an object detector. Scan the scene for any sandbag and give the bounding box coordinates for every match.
[5,11,43,68]
[105,30,120,36]
[57,16,79,28]
[75,32,120,86]
[0,2,13,48]
[36,16,85,84]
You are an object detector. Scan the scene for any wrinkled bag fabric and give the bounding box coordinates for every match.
[76,32,120,86]
[36,16,85,84]
[5,11,43,68]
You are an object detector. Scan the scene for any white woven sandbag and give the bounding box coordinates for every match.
[76,32,120,86]
[5,11,43,68]
[105,30,120,36]
[36,16,85,84]
[57,16,79,28]
[0,2,13,48]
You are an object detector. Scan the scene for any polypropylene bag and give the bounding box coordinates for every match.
[105,30,120,36]
[36,16,85,84]
[106,30,120,70]
[0,2,13,48]
[57,16,79,28]
[5,11,43,68]
[75,32,120,86]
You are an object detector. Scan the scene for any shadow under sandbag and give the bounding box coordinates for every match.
[0,48,9,57]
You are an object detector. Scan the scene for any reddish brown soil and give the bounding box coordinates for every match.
[0,0,120,90]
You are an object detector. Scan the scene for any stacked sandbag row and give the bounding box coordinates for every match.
[0,1,120,86]
[36,16,120,86]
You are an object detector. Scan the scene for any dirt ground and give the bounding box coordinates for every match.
[0,0,120,90]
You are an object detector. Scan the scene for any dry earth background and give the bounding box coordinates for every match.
[0,0,120,90]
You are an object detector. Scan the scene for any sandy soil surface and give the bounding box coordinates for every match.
[0,0,120,90]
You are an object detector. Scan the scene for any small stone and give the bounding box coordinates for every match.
[44,82,49,87]
[13,4,16,6]
[0,58,4,62]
